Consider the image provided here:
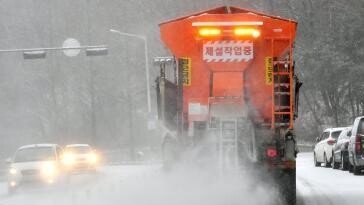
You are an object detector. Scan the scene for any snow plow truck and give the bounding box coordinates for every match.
[155,6,302,204]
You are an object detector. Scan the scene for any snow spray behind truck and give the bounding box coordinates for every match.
[155,6,302,204]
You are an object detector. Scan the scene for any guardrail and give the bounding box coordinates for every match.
[297,143,314,153]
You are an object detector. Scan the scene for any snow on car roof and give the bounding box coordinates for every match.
[65,144,90,148]
[18,144,57,150]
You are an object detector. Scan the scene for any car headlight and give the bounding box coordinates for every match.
[61,152,75,166]
[41,162,57,177]
[10,181,17,187]
[87,153,98,164]
[9,168,17,175]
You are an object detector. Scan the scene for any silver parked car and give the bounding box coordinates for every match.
[332,127,352,170]
[314,127,346,167]
[348,116,364,175]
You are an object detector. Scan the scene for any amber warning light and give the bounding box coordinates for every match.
[198,27,261,38]
[194,21,262,38]
[234,28,261,38]
[198,28,221,37]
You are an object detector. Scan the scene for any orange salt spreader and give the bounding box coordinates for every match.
[155,6,302,204]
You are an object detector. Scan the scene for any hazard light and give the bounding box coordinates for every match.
[234,28,261,38]
[266,147,278,158]
[198,28,221,37]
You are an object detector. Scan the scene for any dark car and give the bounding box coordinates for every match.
[332,127,352,170]
[348,116,364,175]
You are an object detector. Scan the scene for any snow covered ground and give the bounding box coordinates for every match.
[297,152,364,205]
[0,153,363,205]
[0,165,162,205]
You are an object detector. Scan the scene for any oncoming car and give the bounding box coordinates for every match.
[7,144,63,194]
[61,144,99,172]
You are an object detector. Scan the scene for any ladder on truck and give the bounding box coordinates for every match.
[272,56,298,162]
[218,119,238,173]
[272,58,292,129]
[270,35,294,130]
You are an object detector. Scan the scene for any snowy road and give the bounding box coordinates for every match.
[0,165,162,205]
[297,152,364,205]
[0,153,363,205]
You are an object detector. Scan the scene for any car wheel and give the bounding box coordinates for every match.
[323,153,331,168]
[349,161,354,173]
[332,153,339,169]
[353,161,361,175]
[340,153,348,170]
[314,153,320,167]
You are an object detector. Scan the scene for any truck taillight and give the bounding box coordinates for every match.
[198,28,221,37]
[266,148,278,158]
[234,28,261,38]
[327,139,336,145]
[355,135,362,154]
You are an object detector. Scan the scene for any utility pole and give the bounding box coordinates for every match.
[109,29,152,114]
[125,55,135,160]
[127,91,135,161]
[86,0,96,145]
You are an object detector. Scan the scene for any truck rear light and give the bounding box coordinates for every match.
[234,28,261,38]
[355,135,362,154]
[327,139,336,145]
[266,148,278,158]
[198,28,221,37]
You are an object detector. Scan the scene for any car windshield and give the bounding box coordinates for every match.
[331,131,342,139]
[14,147,55,162]
[66,146,91,154]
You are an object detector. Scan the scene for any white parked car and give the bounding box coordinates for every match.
[61,144,99,172]
[7,144,63,194]
[314,127,346,167]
